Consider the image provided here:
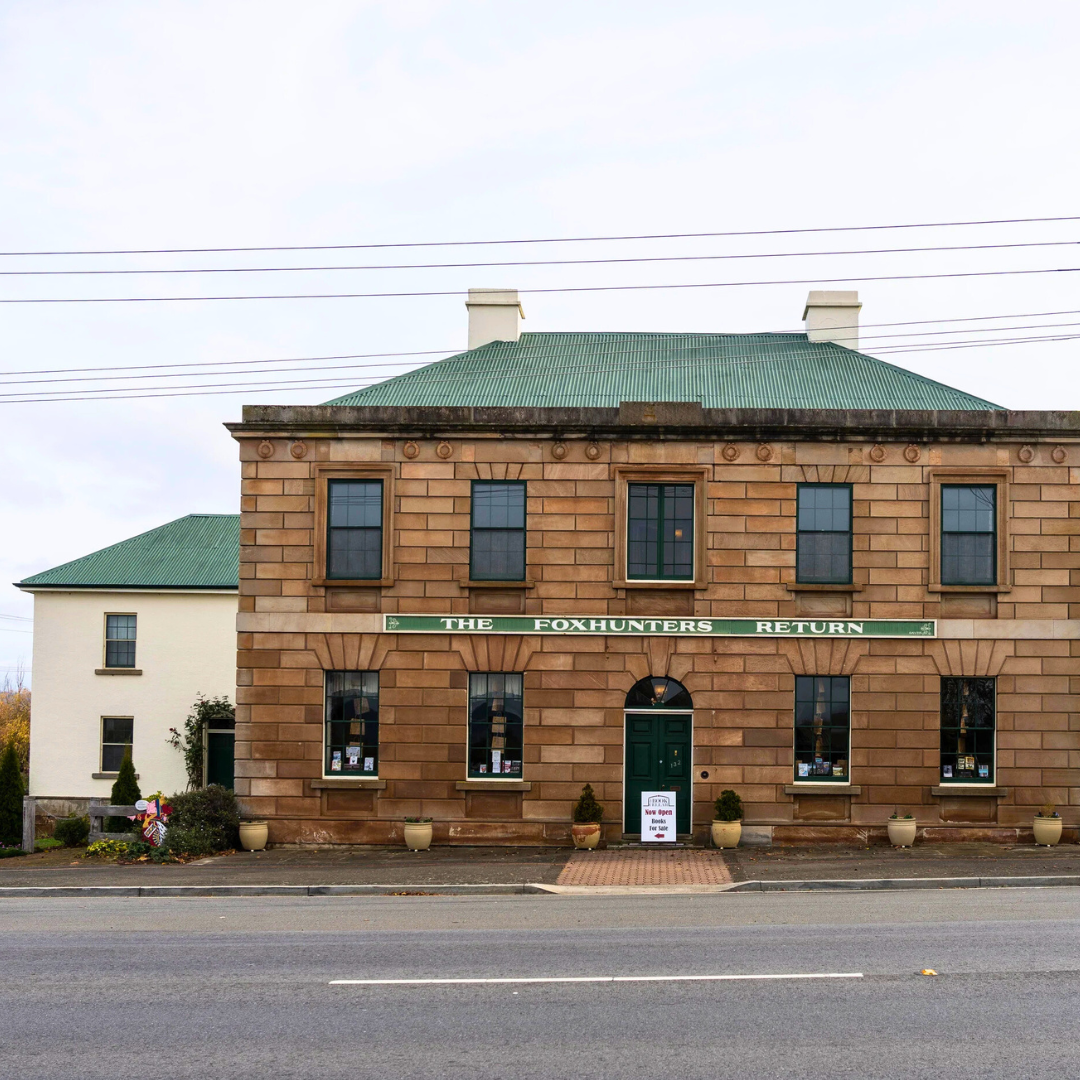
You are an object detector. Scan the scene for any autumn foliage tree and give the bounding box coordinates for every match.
[0,671,30,778]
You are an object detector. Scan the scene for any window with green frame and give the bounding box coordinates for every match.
[796,484,852,584]
[470,481,526,581]
[468,672,523,778]
[626,482,694,580]
[794,676,850,781]
[941,485,996,585]
[324,671,379,775]
[940,676,995,783]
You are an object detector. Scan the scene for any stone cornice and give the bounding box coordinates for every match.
[227,404,1080,443]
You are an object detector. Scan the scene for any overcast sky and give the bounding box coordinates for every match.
[2,1,1079,681]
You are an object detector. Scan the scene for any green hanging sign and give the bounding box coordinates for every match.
[382,615,936,638]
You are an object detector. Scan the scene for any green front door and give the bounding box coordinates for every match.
[624,712,692,835]
[206,731,235,790]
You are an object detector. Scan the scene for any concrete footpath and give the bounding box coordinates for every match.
[1,841,1079,896]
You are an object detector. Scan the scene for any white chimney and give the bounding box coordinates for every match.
[465,288,525,350]
[802,290,862,351]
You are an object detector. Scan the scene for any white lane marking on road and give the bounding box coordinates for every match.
[330,973,863,986]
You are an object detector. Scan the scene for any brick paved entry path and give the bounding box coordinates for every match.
[556,848,732,887]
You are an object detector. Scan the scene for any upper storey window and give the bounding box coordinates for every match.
[104,614,137,668]
[471,481,526,581]
[796,485,852,584]
[327,479,383,580]
[627,483,695,581]
[941,485,996,586]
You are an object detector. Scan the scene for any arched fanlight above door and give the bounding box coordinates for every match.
[625,676,692,709]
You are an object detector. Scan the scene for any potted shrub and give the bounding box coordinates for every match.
[1033,803,1062,847]
[711,790,742,848]
[571,784,603,849]
[403,817,433,851]
[887,812,917,848]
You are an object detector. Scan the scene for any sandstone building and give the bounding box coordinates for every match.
[227,291,1079,844]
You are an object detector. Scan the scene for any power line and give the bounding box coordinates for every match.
[1,265,1078,304]
[4,307,1080,383]
[6,328,1072,404]
[5,319,1080,390]
[0,239,1078,276]
[0,349,451,379]
[1,214,1077,257]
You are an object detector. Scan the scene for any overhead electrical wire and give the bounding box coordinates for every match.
[0,265,1078,304]
[3,306,1079,382]
[0,239,1078,276]
[4,319,1080,390]
[3,329,1074,404]
[0,214,1077,257]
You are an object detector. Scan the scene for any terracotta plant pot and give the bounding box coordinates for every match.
[711,820,742,848]
[1033,816,1062,846]
[887,818,917,848]
[238,820,268,851]
[403,821,433,851]
[571,823,601,849]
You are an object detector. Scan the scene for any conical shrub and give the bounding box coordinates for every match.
[106,747,141,833]
[0,741,24,847]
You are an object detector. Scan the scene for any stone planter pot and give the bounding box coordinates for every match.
[403,821,433,851]
[1033,816,1062,847]
[887,818,918,848]
[571,823,602,849]
[238,820,268,851]
[711,820,742,848]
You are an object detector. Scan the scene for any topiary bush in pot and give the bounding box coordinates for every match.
[571,784,604,849]
[711,789,743,849]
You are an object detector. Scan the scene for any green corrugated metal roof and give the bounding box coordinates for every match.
[325,332,1003,410]
[16,514,240,589]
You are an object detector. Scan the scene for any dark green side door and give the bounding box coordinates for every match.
[206,731,235,790]
[624,712,692,835]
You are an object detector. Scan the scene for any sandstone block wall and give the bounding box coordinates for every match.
[233,434,1079,843]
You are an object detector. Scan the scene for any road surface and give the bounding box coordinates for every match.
[2,888,1078,1078]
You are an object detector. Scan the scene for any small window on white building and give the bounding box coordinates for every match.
[104,614,137,668]
[101,717,133,773]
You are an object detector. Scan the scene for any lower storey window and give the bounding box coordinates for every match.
[794,676,850,781]
[325,671,379,775]
[468,672,523,778]
[101,716,133,773]
[940,677,995,782]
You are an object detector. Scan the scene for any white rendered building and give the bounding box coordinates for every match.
[17,515,238,810]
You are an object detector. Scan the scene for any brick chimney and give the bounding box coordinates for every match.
[803,290,861,351]
[465,288,525,350]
